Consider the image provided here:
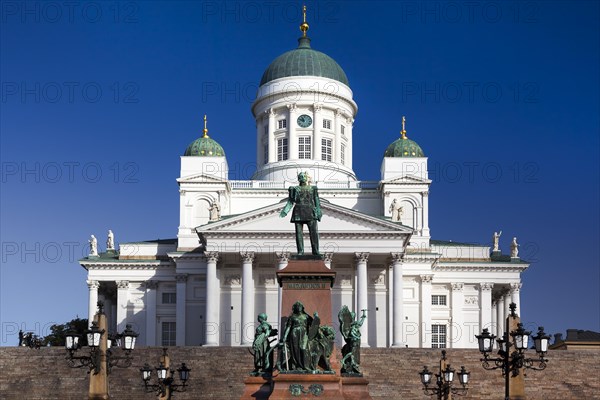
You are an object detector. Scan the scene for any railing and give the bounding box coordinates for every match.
[229,180,379,189]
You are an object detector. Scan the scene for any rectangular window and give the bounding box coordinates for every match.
[161,322,176,346]
[277,138,288,161]
[432,295,447,306]
[278,119,287,129]
[341,143,346,165]
[264,143,268,165]
[432,324,447,348]
[341,125,345,135]
[323,119,331,129]
[321,138,332,161]
[298,137,312,159]
[162,292,176,304]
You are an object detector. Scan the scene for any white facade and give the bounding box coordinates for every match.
[80,29,528,350]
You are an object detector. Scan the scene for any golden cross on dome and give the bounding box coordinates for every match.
[203,115,209,138]
[300,5,309,37]
[401,116,407,139]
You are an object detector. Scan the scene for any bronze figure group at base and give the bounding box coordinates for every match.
[250,302,366,377]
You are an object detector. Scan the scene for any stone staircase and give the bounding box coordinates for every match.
[0,347,598,399]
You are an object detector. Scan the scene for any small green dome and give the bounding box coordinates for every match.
[260,37,349,87]
[384,137,425,158]
[184,136,225,157]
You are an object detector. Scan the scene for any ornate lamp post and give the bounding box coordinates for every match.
[65,301,138,399]
[140,348,190,399]
[419,350,469,399]
[475,303,549,400]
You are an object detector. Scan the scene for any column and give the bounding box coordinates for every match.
[451,283,464,348]
[323,252,333,269]
[241,251,255,346]
[116,280,129,333]
[175,274,188,346]
[275,252,289,328]
[479,283,494,334]
[504,290,511,323]
[267,108,276,163]
[491,301,497,337]
[391,253,404,347]
[145,280,158,346]
[422,191,430,236]
[510,282,522,317]
[205,252,220,346]
[313,103,322,161]
[496,294,505,336]
[287,103,298,160]
[87,280,100,328]
[420,275,433,348]
[355,252,369,346]
[334,109,343,164]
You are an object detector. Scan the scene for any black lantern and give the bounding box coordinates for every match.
[443,365,455,383]
[476,328,495,353]
[418,351,468,399]
[65,329,80,351]
[177,363,190,383]
[141,349,191,397]
[532,326,550,354]
[140,363,153,382]
[86,322,104,349]
[512,323,531,351]
[457,366,470,386]
[419,366,433,386]
[120,324,138,351]
[157,362,169,381]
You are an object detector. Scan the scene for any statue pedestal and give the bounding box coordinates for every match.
[240,259,373,399]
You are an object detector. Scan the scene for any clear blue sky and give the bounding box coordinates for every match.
[1,1,598,346]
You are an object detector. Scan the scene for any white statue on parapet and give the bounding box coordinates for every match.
[492,230,502,252]
[106,230,115,250]
[209,202,221,221]
[89,235,98,256]
[511,237,519,258]
[389,199,403,223]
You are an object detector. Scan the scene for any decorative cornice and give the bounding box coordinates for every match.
[433,263,528,273]
[355,252,370,263]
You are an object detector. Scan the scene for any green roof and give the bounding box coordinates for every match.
[260,37,349,86]
[184,136,225,157]
[384,137,425,158]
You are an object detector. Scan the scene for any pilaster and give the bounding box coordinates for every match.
[205,252,220,346]
[241,251,255,346]
[391,253,404,347]
[420,275,433,348]
[355,252,369,346]
[116,280,129,333]
[175,274,188,346]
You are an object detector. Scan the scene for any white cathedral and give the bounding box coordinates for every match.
[79,15,527,350]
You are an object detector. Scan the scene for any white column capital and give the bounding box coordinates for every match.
[117,280,130,289]
[144,280,159,290]
[175,274,188,283]
[87,280,100,290]
[205,251,219,263]
[240,251,255,264]
[312,103,322,113]
[287,103,298,112]
[275,251,290,263]
[451,282,464,291]
[480,282,494,291]
[510,282,522,292]
[420,274,433,284]
[390,252,404,264]
[355,252,370,263]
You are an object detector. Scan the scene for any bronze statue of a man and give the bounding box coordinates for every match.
[280,172,322,256]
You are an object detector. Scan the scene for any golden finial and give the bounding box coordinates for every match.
[401,116,407,139]
[300,5,309,37]
[202,114,209,138]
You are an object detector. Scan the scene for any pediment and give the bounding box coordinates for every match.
[196,200,413,234]
[382,175,431,185]
[177,173,227,184]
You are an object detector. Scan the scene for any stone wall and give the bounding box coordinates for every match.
[0,347,597,399]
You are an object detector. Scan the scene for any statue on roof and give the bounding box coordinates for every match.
[492,230,502,252]
[511,237,519,258]
[106,230,115,250]
[89,235,98,256]
[280,172,322,256]
[209,201,221,222]
[389,199,403,223]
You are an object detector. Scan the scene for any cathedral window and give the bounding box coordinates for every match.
[321,138,332,161]
[432,295,447,306]
[341,143,346,165]
[162,292,176,304]
[161,322,176,346]
[298,137,312,159]
[431,324,447,348]
[277,138,288,161]
[278,119,287,129]
[323,119,331,129]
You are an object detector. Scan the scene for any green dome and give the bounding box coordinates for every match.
[384,137,425,158]
[260,37,349,86]
[184,136,225,157]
